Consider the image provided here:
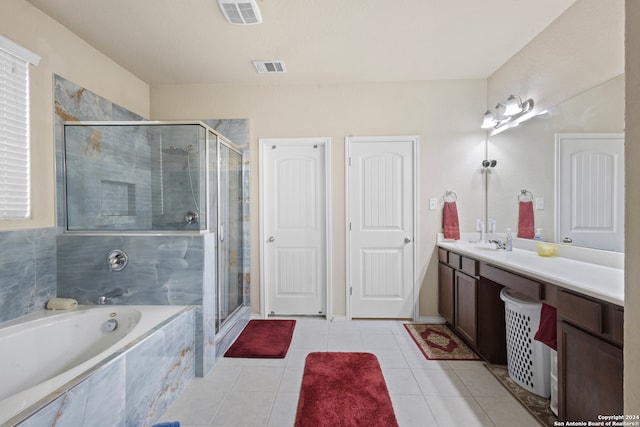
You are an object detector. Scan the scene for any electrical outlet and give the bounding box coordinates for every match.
[429,197,438,210]
[476,218,483,231]
[535,197,544,210]
[488,218,496,233]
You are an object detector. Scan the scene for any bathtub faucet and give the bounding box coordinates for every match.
[98,288,124,305]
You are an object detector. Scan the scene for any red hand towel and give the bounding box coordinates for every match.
[534,303,557,350]
[517,201,535,238]
[443,201,460,240]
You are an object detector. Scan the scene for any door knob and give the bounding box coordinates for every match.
[404,237,412,244]
[268,236,276,243]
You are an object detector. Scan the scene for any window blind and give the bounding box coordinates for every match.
[0,36,40,220]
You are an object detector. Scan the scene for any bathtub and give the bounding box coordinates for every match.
[0,305,190,425]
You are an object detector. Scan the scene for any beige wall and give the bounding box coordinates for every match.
[0,0,150,230]
[625,0,640,415]
[151,80,487,317]
[488,0,624,115]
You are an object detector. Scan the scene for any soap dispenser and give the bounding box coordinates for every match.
[506,228,513,251]
[534,228,543,241]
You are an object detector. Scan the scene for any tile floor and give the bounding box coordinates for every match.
[158,318,541,427]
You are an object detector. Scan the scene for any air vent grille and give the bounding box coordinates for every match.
[253,60,287,74]
[218,0,262,25]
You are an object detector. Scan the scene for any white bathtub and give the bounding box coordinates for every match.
[0,305,189,425]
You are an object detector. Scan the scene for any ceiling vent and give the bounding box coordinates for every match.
[217,0,262,25]
[253,60,287,74]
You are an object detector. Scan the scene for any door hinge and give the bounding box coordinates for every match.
[348,157,352,166]
[349,287,353,296]
[349,222,351,231]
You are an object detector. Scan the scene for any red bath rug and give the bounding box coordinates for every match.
[404,323,480,360]
[224,319,296,358]
[295,352,398,427]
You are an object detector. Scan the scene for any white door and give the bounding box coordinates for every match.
[347,136,417,319]
[260,138,329,316]
[556,133,624,252]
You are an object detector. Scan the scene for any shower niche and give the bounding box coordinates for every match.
[61,121,246,367]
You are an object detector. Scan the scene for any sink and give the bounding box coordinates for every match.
[471,246,500,251]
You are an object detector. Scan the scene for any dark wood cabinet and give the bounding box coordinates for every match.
[437,246,623,420]
[557,290,623,421]
[437,251,506,363]
[438,262,455,325]
[455,270,477,345]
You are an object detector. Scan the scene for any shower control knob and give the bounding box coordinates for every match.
[268,236,276,243]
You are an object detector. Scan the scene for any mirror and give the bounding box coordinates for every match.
[487,74,625,252]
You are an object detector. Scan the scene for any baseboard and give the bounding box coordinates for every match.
[415,315,446,324]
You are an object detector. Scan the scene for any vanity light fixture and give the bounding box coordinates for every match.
[481,94,535,132]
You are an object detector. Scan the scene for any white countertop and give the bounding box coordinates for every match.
[437,240,624,307]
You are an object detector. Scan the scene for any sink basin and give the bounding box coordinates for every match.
[471,246,499,251]
[456,241,499,250]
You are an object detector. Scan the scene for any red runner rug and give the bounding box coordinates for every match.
[295,352,398,427]
[404,323,480,360]
[224,319,296,358]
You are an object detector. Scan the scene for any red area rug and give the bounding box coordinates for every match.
[404,323,480,360]
[224,319,296,358]
[295,352,398,427]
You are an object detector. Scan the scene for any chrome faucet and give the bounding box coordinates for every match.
[98,288,124,305]
[490,239,507,250]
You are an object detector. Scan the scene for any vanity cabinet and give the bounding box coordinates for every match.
[557,290,623,421]
[454,270,477,345]
[438,261,455,325]
[437,249,505,363]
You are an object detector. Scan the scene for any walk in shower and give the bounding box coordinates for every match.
[61,121,245,340]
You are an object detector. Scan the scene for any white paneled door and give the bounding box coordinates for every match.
[347,136,417,319]
[556,133,624,252]
[260,138,329,317]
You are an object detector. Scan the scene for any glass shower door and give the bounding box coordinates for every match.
[217,142,243,331]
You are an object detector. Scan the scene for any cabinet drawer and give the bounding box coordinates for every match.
[558,291,603,334]
[447,252,461,269]
[438,248,448,263]
[479,263,542,300]
[461,256,478,277]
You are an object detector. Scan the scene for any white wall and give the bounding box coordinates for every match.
[0,0,150,230]
[151,80,487,317]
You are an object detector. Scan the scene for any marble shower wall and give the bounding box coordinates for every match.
[56,235,204,305]
[0,228,57,324]
[54,76,250,376]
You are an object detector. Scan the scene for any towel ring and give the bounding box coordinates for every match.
[518,189,534,202]
[444,190,457,202]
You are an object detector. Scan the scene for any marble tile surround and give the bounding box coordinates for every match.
[0,228,57,324]
[15,308,195,427]
[0,76,252,424]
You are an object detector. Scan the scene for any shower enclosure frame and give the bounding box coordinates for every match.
[60,120,246,334]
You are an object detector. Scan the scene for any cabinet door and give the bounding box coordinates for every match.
[558,321,623,421]
[455,271,477,345]
[438,262,455,325]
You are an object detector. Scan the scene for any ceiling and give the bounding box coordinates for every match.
[26,0,577,86]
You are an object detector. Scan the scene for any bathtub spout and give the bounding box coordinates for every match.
[98,288,124,305]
